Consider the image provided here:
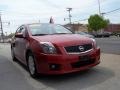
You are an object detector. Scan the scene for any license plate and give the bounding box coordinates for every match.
[79,55,89,61]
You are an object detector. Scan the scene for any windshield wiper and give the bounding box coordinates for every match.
[32,34,48,36]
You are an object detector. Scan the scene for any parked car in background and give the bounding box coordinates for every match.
[75,31,94,38]
[92,31,111,38]
[112,32,120,37]
[11,23,100,78]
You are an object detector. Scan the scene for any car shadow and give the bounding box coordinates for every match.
[14,60,115,90]
[34,66,114,90]
[14,59,28,71]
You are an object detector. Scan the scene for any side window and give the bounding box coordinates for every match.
[19,27,25,34]
[16,27,21,33]
[16,26,26,34]
[15,26,27,37]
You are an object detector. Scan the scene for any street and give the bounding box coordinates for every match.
[0,37,120,90]
[96,37,120,55]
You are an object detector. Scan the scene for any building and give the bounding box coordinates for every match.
[104,24,120,33]
[64,23,88,32]
[64,23,120,33]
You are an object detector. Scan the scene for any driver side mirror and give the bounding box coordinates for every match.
[15,33,24,38]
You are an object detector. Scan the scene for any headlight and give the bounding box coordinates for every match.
[91,39,98,49]
[40,42,57,54]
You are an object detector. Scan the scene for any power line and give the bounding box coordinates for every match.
[101,8,120,15]
[106,8,120,14]
[74,7,120,23]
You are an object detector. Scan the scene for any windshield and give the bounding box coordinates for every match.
[29,24,72,36]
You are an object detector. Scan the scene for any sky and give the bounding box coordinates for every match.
[0,0,120,34]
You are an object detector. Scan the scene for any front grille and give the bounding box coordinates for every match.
[71,59,95,68]
[64,44,92,53]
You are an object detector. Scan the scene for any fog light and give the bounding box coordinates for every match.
[51,65,56,69]
[49,64,60,70]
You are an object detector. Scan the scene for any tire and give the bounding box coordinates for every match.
[27,52,38,78]
[11,48,17,61]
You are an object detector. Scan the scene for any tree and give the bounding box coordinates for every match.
[88,14,109,32]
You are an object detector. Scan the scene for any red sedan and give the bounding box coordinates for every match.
[11,23,100,77]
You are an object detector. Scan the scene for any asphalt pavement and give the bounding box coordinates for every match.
[0,37,120,90]
[96,37,120,55]
[0,44,35,90]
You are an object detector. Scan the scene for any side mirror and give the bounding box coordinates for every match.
[15,33,24,38]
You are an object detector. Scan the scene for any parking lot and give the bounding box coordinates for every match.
[0,37,120,90]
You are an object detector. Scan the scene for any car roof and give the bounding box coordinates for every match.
[23,23,60,27]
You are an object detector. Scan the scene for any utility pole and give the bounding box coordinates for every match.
[98,0,101,16]
[0,12,4,43]
[66,8,72,24]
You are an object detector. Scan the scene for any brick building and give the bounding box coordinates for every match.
[104,24,120,32]
[64,23,120,33]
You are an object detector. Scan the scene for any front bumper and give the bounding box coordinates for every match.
[35,48,100,75]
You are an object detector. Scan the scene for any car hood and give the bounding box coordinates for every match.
[32,34,93,46]
[84,35,94,38]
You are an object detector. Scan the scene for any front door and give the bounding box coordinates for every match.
[15,26,28,64]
